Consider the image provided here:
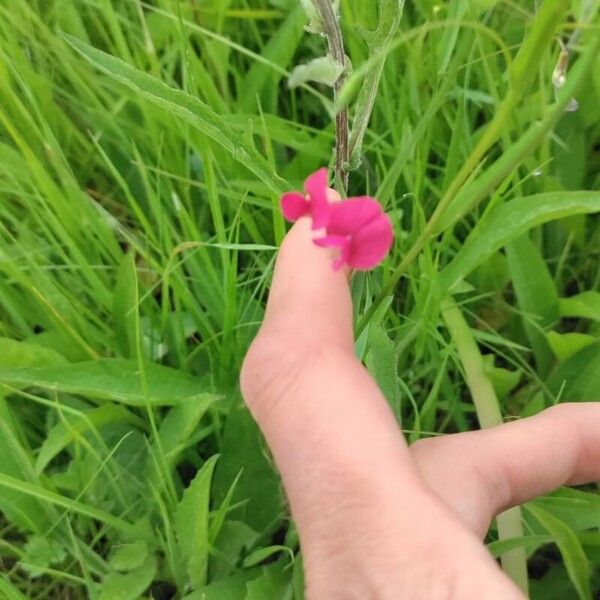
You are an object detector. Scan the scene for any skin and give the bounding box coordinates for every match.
[240,204,600,599]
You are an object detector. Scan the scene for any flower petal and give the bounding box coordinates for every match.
[313,234,351,271]
[326,197,382,235]
[281,192,310,222]
[304,168,331,229]
[346,214,394,270]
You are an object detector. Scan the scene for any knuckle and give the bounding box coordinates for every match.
[240,330,324,423]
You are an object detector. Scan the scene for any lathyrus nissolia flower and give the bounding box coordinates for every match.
[281,169,394,271]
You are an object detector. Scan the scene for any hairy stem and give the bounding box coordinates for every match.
[313,0,349,192]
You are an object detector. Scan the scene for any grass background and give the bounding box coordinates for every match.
[0,0,599,598]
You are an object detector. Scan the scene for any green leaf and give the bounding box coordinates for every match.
[506,235,559,377]
[360,0,405,50]
[20,534,67,577]
[0,471,137,537]
[366,326,401,419]
[211,520,260,580]
[212,405,281,532]
[35,403,144,475]
[547,332,597,362]
[0,337,68,369]
[535,488,600,533]
[0,359,215,407]
[175,455,219,589]
[63,35,287,195]
[154,396,217,466]
[526,503,591,600]
[482,355,522,400]
[288,55,344,89]
[99,554,157,600]
[299,0,339,34]
[487,534,553,558]
[109,541,149,572]
[0,577,29,600]
[145,395,217,496]
[242,5,306,111]
[555,112,586,190]
[182,571,260,600]
[113,254,138,359]
[559,292,600,322]
[0,400,53,533]
[242,545,293,568]
[440,191,600,291]
[244,563,292,600]
[546,342,600,401]
[434,32,600,235]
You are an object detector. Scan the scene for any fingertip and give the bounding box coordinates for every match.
[263,215,354,347]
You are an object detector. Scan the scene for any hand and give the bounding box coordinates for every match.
[240,209,600,599]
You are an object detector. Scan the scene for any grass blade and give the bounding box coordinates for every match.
[63,35,288,195]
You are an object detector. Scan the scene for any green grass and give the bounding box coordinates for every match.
[0,0,599,598]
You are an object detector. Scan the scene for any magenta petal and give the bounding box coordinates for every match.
[304,168,328,198]
[313,234,348,249]
[346,214,394,270]
[313,234,351,271]
[304,168,331,230]
[281,192,309,222]
[326,197,382,235]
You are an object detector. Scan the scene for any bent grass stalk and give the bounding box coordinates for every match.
[441,296,528,593]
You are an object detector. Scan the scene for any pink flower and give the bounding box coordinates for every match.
[280,169,394,271]
[281,168,331,230]
[313,198,394,271]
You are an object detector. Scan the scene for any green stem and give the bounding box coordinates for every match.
[441,296,528,593]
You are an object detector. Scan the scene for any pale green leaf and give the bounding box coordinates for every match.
[109,541,149,572]
[63,36,287,195]
[99,554,157,600]
[527,503,591,600]
[288,55,343,89]
[35,403,143,475]
[506,235,559,377]
[113,254,138,359]
[175,455,219,589]
[546,342,600,401]
[440,191,600,291]
[0,338,68,369]
[547,332,597,362]
[0,359,214,407]
[242,545,293,568]
[559,292,600,322]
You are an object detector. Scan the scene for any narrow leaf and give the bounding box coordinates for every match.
[113,254,138,359]
[506,235,558,377]
[440,191,600,291]
[176,455,219,589]
[63,35,287,195]
[0,359,217,407]
[527,503,591,600]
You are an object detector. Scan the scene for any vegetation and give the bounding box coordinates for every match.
[0,0,598,598]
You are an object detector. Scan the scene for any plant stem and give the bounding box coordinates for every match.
[313,0,349,192]
[441,296,529,594]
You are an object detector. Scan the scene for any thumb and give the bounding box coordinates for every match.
[262,189,354,348]
[240,195,522,599]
